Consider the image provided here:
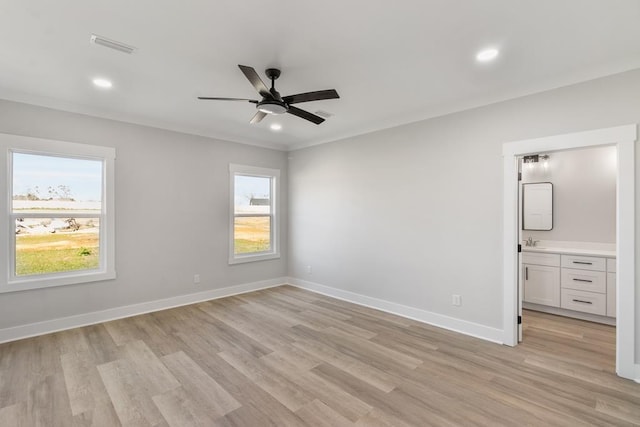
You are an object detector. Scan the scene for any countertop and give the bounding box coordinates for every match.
[522,246,616,258]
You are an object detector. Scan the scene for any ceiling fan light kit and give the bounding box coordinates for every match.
[257,100,287,115]
[198,65,339,125]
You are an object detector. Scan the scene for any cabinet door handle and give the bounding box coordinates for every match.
[525,267,528,281]
[572,261,593,265]
[572,299,593,305]
[572,278,593,283]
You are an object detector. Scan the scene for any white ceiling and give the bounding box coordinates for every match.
[1,1,640,151]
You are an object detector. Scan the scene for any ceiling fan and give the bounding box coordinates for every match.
[198,65,339,125]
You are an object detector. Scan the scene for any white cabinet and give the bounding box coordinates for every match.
[522,249,616,321]
[524,264,560,307]
[522,253,560,307]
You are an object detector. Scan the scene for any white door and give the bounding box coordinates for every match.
[517,161,523,342]
[518,259,523,342]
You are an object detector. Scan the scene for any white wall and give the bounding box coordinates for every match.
[0,99,288,331]
[288,69,640,358]
[522,145,617,243]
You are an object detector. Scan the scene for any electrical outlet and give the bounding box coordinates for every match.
[306,265,312,274]
[452,294,462,306]
[193,274,201,284]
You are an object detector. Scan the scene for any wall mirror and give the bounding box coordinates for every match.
[522,182,553,230]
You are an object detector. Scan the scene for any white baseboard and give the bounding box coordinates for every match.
[287,277,504,344]
[0,277,286,344]
[523,302,616,326]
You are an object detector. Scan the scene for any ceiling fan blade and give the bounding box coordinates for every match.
[283,89,340,105]
[198,97,258,103]
[250,111,267,124]
[238,65,271,98]
[287,106,325,125]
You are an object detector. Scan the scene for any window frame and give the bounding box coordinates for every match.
[229,163,280,264]
[0,133,116,293]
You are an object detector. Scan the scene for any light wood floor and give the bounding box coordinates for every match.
[1,286,638,426]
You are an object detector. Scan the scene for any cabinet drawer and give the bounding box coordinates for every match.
[561,254,606,272]
[561,288,606,316]
[522,252,560,267]
[561,268,606,293]
[607,258,616,273]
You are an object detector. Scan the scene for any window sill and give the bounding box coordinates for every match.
[1,269,116,293]
[229,252,280,265]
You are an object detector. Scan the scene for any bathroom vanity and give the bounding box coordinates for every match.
[522,244,616,324]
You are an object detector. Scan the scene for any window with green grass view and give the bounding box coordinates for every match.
[12,152,103,276]
[229,164,279,264]
[0,134,115,293]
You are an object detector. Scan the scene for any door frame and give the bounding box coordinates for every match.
[502,124,637,380]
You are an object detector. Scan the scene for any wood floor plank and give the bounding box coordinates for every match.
[80,324,121,365]
[159,351,240,417]
[0,288,636,426]
[197,301,297,351]
[299,309,377,339]
[218,346,314,412]
[53,327,91,355]
[71,402,121,427]
[97,358,166,426]
[0,340,33,407]
[295,399,354,427]
[222,403,282,427]
[103,318,144,346]
[118,340,181,394]
[0,402,27,427]
[354,407,414,427]
[175,305,272,357]
[27,372,74,427]
[261,350,373,422]
[291,337,398,393]
[151,387,222,427]
[61,350,112,416]
[189,351,308,427]
[595,394,640,425]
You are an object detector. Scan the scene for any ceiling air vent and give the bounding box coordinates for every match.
[90,34,136,54]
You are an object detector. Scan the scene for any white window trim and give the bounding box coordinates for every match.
[229,163,280,265]
[0,133,116,293]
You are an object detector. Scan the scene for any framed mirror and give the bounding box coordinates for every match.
[522,182,553,230]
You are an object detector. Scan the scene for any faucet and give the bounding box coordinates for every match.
[525,237,540,247]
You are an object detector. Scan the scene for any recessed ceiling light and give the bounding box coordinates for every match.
[270,123,282,131]
[476,48,499,62]
[92,78,113,89]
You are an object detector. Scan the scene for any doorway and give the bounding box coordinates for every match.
[517,146,617,372]
[502,125,637,380]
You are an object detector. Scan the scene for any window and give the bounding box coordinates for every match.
[229,164,280,264]
[0,133,115,292]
